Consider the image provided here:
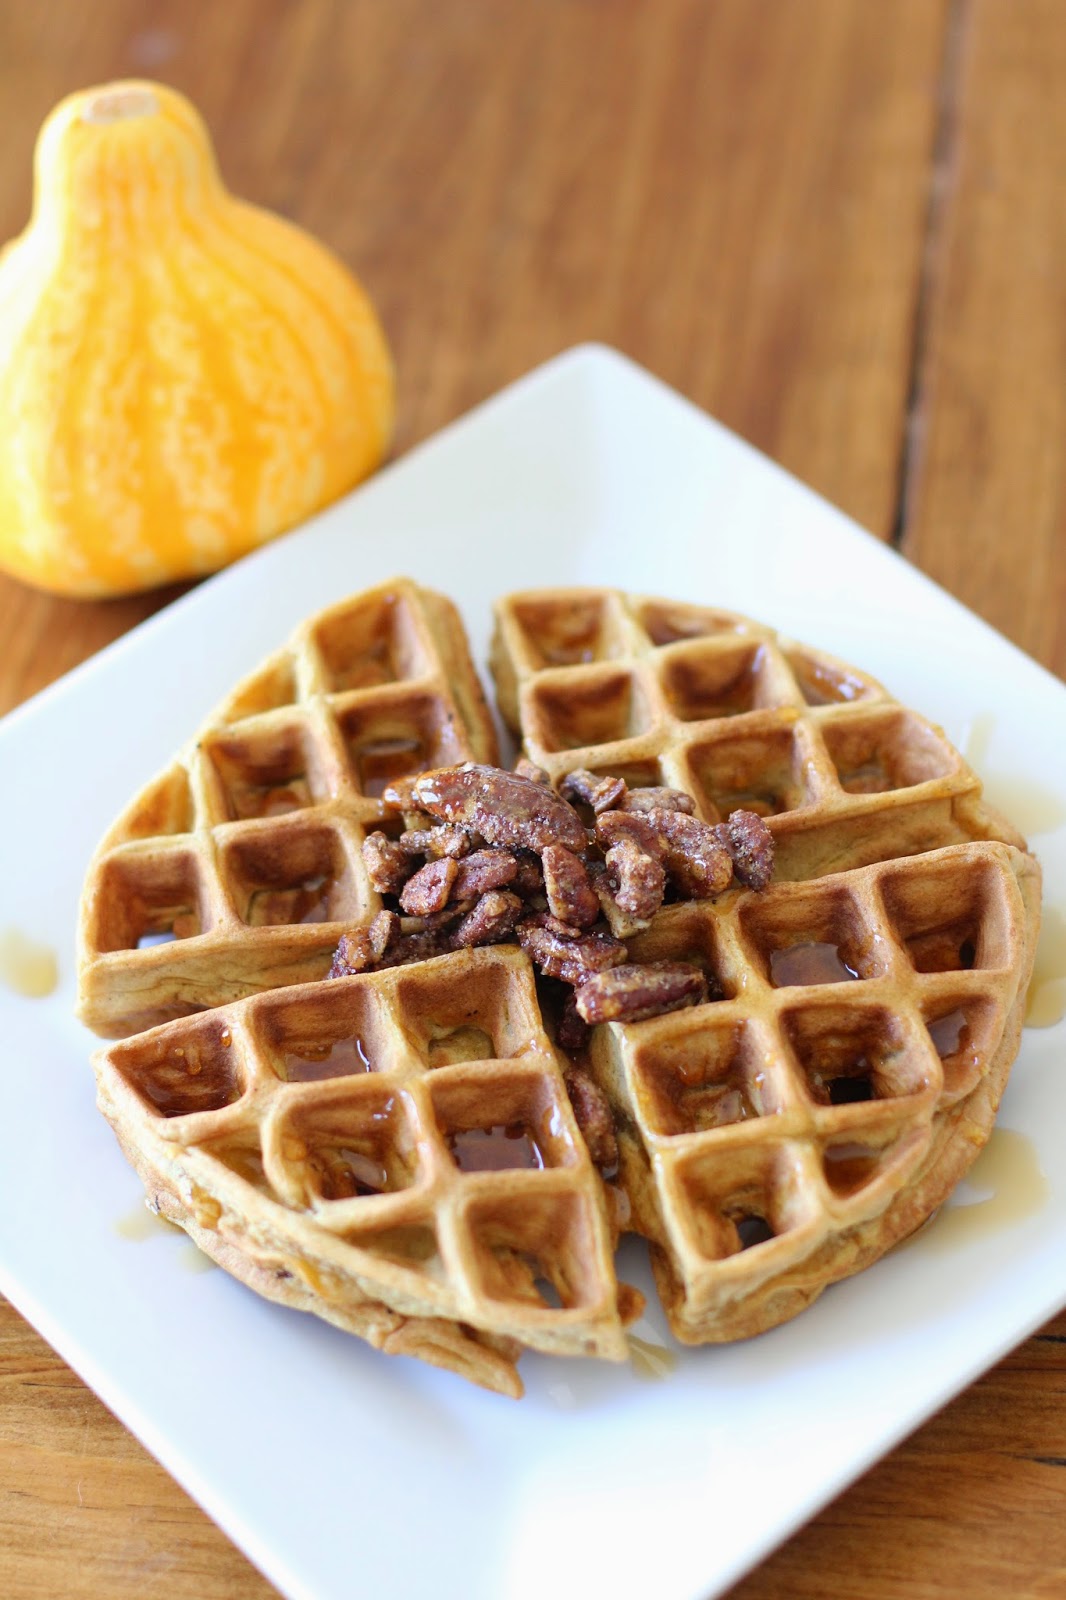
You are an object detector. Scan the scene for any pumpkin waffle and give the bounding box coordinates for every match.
[92,942,633,1398]
[491,587,1041,1342]
[78,579,498,1039]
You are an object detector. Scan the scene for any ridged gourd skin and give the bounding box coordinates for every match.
[0,81,395,598]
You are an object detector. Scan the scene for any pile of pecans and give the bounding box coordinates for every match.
[329,760,773,1038]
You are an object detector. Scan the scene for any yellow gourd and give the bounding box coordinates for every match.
[0,82,395,598]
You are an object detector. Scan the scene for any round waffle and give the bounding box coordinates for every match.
[490,586,1041,1343]
[81,580,1041,1392]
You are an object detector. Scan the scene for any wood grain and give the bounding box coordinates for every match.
[901,0,1066,680]
[0,2,1063,1598]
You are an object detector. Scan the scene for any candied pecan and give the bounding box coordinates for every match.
[541,844,600,928]
[557,991,591,1053]
[362,831,413,895]
[559,768,627,814]
[592,875,649,941]
[605,836,666,922]
[398,822,472,860]
[723,808,775,892]
[407,765,588,854]
[452,889,524,947]
[377,928,454,968]
[516,916,626,985]
[399,903,472,935]
[368,909,400,958]
[618,785,696,816]
[574,961,708,1024]
[564,1067,619,1171]
[452,848,519,900]
[514,756,551,786]
[647,808,733,900]
[380,776,423,812]
[595,808,663,860]
[510,852,545,899]
[399,857,458,916]
[328,929,375,978]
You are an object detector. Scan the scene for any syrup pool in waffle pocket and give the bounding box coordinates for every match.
[80,579,1040,1395]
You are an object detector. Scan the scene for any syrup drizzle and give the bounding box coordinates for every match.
[450,1124,544,1172]
[906,1128,1048,1253]
[770,941,859,987]
[627,1334,679,1380]
[114,1204,182,1241]
[0,928,58,998]
[1025,906,1066,1029]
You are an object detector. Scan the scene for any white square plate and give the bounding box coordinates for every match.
[2,346,1063,1600]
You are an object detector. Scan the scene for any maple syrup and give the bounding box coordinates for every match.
[981,776,1066,837]
[807,1062,876,1105]
[314,1146,390,1200]
[823,1141,883,1195]
[908,1128,1048,1252]
[450,1123,544,1172]
[627,1334,679,1380]
[838,760,891,795]
[357,738,427,798]
[1025,906,1066,1029]
[427,1024,495,1067]
[282,1036,374,1081]
[770,941,859,987]
[928,1007,969,1057]
[0,928,58,997]
[233,778,310,820]
[114,1203,182,1240]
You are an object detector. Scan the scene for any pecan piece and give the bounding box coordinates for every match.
[452,848,519,900]
[542,844,600,928]
[564,1066,619,1171]
[368,909,400,958]
[407,764,588,855]
[516,916,626,985]
[592,875,649,941]
[510,851,545,899]
[605,836,666,921]
[399,857,458,916]
[328,929,375,979]
[595,808,663,860]
[647,808,733,900]
[574,961,708,1024]
[514,756,551,786]
[452,889,524,947]
[362,831,413,895]
[559,768,627,814]
[398,823,472,860]
[618,785,696,816]
[377,928,454,968]
[722,808,775,892]
[557,991,591,1053]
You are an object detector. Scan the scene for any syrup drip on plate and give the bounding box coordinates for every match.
[0,928,58,998]
[627,1334,679,1380]
[905,1128,1048,1253]
[1025,906,1066,1029]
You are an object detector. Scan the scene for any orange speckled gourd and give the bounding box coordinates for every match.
[0,82,395,598]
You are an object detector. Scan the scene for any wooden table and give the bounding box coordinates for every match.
[1,2,1063,1595]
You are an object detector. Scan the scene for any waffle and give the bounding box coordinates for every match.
[93,943,632,1398]
[491,587,1041,1342]
[78,580,498,1039]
